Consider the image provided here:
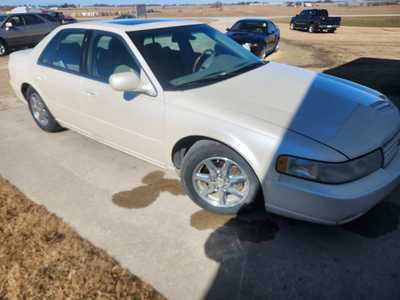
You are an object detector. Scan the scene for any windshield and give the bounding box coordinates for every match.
[128,24,263,90]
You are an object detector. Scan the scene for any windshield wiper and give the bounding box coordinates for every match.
[176,61,265,90]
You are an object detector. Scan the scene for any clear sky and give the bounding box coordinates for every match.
[2,0,283,6]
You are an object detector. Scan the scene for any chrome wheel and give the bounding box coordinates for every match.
[0,43,6,56]
[30,93,49,127]
[192,157,250,208]
[290,23,294,30]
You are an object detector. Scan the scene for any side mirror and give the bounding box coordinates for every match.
[109,71,156,96]
[226,27,231,32]
[5,22,13,30]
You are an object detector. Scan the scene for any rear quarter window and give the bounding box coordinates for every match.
[38,29,86,73]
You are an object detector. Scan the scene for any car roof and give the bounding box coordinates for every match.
[62,18,203,33]
[235,18,272,23]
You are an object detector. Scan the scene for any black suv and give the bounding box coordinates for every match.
[290,9,341,33]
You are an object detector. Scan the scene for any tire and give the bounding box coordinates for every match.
[308,24,317,33]
[181,140,260,215]
[328,29,336,33]
[251,43,266,59]
[26,87,64,132]
[0,39,8,57]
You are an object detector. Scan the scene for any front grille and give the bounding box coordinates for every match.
[383,131,400,167]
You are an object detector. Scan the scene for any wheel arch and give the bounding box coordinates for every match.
[173,135,266,204]
[21,82,32,102]
[171,134,260,177]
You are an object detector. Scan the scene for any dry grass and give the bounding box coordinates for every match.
[0,176,166,300]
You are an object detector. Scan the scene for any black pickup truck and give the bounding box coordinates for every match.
[290,9,341,33]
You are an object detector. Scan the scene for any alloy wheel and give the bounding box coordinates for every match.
[0,43,6,56]
[30,93,50,127]
[192,157,250,208]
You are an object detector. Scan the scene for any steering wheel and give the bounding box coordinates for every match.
[192,49,215,73]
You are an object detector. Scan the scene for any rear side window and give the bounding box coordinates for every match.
[23,14,44,25]
[89,32,140,82]
[39,30,86,73]
[39,13,57,22]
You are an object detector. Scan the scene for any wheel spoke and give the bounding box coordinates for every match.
[200,184,216,196]
[194,173,212,183]
[227,187,244,198]
[217,190,227,205]
[220,159,231,177]
[228,175,247,185]
[205,160,218,177]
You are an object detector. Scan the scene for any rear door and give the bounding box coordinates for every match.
[2,15,27,47]
[295,11,308,28]
[34,29,88,128]
[22,14,50,44]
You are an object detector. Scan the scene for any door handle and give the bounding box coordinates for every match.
[84,91,96,97]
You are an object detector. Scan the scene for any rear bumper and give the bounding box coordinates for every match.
[319,24,340,29]
[263,151,400,225]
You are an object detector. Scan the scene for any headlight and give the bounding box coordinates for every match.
[276,149,382,184]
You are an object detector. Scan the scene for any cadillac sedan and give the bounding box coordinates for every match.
[8,19,400,224]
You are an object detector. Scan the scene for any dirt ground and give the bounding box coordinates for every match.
[273,23,400,101]
[0,176,166,299]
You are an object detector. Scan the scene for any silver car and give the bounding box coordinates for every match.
[0,13,58,56]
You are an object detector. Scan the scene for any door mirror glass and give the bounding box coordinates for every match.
[5,22,13,30]
[109,71,156,96]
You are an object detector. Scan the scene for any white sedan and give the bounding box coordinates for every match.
[8,19,400,224]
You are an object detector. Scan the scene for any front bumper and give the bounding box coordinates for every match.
[263,151,400,225]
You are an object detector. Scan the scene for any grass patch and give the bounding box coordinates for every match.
[341,16,400,27]
[0,176,165,300]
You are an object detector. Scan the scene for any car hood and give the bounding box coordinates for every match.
[171,62,400,159]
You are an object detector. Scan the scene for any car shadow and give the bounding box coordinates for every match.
[199,195,400,299]
[324,57,400,105]
[201,57,400,299]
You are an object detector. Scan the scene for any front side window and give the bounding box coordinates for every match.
[23,14,44,25]
[39,30,85,73]
[268,22,277,34]
[230,21,242,31]
[89,32,140,83]
[7,15,24,27]
[128,24,262,90]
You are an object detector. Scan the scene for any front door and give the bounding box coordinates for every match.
[3,15,27,47]
[80,31,165,165]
